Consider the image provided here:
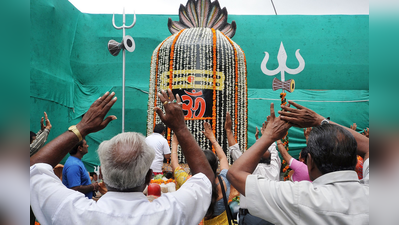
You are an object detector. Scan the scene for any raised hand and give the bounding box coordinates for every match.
[255,126,259,140]
[279,101,325,128]
[154,89,185,133]
[155,89,215,182]
[226,103,291,195]
[263,103,291,141]
[303,127,312,143]
[44,112,52,130]
[225,112,232,132]
[363,128,369,138]
[202,122,216,141]
[40,116,45,131]
[350,123,357,131]
[172,133,179,146]
[261,121,268,135]
[30,91,117,167]
[76,92,117,137]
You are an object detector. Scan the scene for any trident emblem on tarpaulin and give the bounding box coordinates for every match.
[107,8,136,132]
[261,42,305,93]
[261,42,305,181]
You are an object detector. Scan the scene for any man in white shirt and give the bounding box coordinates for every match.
[30,90,215,225]
[227,102,369,225]
[146,123,171,176]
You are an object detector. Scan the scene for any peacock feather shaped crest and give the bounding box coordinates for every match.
[168,0,237,38]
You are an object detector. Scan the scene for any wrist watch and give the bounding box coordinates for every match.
[320,118,330,125]
[68,125,83,142]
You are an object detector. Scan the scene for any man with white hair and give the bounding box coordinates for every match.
[30,90,214,225]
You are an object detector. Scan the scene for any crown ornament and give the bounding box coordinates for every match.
[168,0,237,38]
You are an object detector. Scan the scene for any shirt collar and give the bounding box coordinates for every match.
[101,191,148,201]
[312,170,359,186]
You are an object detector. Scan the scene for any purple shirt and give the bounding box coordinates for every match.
[289,158,311,182]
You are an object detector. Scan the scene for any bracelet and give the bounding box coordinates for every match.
[68,125,83,142]
[172,152,178,154]
[277,142,284,146]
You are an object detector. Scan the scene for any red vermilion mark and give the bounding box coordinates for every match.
[187,75,195,83]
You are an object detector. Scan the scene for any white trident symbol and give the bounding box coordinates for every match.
[261,42,305,92]
[108,8,136,132]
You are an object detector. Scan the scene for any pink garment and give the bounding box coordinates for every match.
[289,158,311,182]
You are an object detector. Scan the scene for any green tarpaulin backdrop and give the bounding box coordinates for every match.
[30,0,369,172]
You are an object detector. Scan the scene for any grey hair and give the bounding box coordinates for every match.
[98,132,155,190]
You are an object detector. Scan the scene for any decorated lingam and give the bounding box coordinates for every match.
[147,0,247,163]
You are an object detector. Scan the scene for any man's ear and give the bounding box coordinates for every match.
[307,153,313,171]
[145,169,153,185]
[307,153,315,181]
[307,153,322,181]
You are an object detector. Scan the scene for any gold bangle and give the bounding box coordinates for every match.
[68,125,83,142]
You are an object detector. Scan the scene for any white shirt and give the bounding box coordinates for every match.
[146,133,171,172]
[245,159,370,225]
[30,163,212,225]
[228,142,281,209]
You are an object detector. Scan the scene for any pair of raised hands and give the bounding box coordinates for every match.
[76,90,186,138]
[40,112,52,130]
[252,100,325,142]
[77,90,324,143]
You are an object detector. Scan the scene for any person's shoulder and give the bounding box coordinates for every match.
[63,156,73,165]
[64,157,82,168]
[186,173,212,187]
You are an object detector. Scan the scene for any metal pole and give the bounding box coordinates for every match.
[122,8,126,133]
[110,8,136,133]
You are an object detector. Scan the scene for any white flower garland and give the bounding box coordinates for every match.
[148,28,247,164]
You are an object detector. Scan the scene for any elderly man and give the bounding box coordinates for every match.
[227,102,369,225]
[30,90,214,225]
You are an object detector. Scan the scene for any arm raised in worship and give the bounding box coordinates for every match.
[276,139,292,164]
[155,89,214,183]
[170,134,180,173]
[225,112,242,161]
[30,112,52,157]
[227,103,291,195]
[260,121,272,160]
[279,101,369,161]
[203,122,229,170]
[260,121,267,136]
[362,128,369,138]
[30,92,117,167]
[350,123,357,131]
[224,112,236,147]
[255,126,259,140]
[303,127,312,144]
